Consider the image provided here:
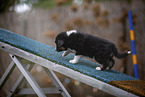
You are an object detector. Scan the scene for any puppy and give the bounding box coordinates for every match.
[55,30,131,70]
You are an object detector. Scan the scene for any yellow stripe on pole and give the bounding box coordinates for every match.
[132,55,137,64]
[130,30,135,40]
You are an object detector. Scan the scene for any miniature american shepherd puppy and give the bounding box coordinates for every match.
[55,30,131,70]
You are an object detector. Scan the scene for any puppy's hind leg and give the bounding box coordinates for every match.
[95,57,103,71]
[97,60,109,71]
[107,59,115,70]
[96,64,108,71]
[96,66,102,71]
[101,63,109,71]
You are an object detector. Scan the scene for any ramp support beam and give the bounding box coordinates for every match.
[0,54,70,97]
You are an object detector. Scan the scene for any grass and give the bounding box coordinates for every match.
[33,0,72,9]
[33,0,55,8]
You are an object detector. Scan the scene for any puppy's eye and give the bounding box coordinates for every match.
[58,40,64,47]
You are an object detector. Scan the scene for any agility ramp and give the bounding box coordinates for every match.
[0,28,145,97]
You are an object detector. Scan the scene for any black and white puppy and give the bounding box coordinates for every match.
[55,30,131,70]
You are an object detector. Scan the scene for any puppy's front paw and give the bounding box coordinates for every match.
[69,60,78,64]
[62,53,65,57]
[96,67,101,71]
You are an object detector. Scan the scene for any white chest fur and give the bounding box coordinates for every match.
[66,30,77,36]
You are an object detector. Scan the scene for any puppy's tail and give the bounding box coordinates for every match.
[112,44,131,58]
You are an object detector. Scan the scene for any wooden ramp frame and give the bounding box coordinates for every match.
[0,28,141,97]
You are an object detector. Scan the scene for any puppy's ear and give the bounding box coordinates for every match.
[58,40,64,47]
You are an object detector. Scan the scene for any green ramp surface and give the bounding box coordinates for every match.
[0,28,138,84]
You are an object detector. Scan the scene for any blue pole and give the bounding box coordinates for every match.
[128,11,139,78]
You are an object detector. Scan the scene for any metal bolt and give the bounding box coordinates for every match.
[1,45,5,48]
[59,89,62,93]
[10,91,13,93]
[12,55,14,58]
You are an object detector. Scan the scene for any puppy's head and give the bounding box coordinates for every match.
[55,30,77,52]
[55,32,68,52]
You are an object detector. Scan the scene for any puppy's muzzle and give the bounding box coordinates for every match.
[55,47,65,52]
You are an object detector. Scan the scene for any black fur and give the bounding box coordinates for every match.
[55,31,130,70]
